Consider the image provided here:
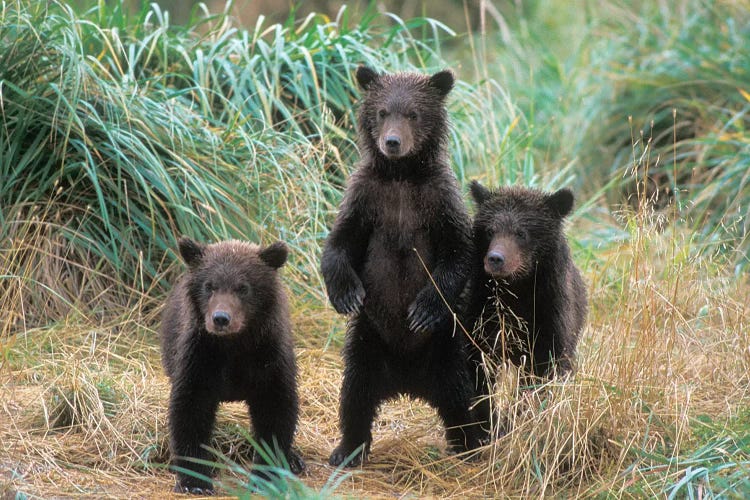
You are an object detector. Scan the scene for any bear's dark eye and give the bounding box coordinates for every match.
[236,284,249,295]
[515,229,527,241]
[408,111,418,121]
[378,109,387,119]
[205,282,215,293]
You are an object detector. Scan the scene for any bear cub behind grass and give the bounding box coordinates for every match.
[321,66,482,467]
[161,237,303,494]
[464,182,587,432]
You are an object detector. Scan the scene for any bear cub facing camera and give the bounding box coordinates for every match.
[464,182,587,430]
[321,66,482,466]
[160,237,303,494]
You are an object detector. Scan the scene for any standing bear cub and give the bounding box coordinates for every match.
[161,237,303,494]
[464,182,587,429]
[321,66,483,466]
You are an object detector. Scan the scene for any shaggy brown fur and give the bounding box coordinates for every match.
[321,66,482,467]
[464,182,588,433]
[160,238,303,494]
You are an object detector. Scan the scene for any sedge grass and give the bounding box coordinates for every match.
[473,0,750,268]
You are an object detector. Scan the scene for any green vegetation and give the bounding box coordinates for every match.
[1,0,748,498]
[479,0,750,267]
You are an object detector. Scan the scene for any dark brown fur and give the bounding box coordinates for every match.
[321,66,482,466]
[464,182,588,433]
[161,238,303,494]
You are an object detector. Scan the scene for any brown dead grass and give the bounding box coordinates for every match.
[1,218,749,498]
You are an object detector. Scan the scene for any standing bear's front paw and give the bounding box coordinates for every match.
[328,278,366,316]
[407,290,448,334]
[287,450,306,475]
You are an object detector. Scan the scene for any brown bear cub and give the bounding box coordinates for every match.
[464,182,587,432]
[321,66,483,466]
[160,237,303,494]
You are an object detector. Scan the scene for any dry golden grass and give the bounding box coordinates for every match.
[2,213,748,498]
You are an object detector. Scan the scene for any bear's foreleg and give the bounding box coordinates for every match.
[246,361,304,476]
[321,247,366,316]
[168,373,221,493]
[320,200,371,316]
[407,211,472,334]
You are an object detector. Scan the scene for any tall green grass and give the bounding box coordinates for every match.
[624,413,750,497]
[474,0,750,268]
[585,1,750,268]
[0,0,528,322]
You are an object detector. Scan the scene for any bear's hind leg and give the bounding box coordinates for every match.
[330,317,389,467]
[427,342,484,457]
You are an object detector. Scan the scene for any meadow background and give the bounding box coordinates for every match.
[1,0,749,497]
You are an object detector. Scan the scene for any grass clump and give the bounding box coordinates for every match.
[628,417,750,498]
[0,0,249,317]
[583,1,750,268]
[201,433,353,499]
[44,377,121,430]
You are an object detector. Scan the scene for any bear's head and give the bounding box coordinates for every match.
[470,181,574,280]
[355,65,454,161]
[178,237,288,336]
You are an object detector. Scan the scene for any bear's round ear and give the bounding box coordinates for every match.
[469,180,491,206]
[356,65,379,91]
[178,237,205,269]
[545,188,575,218]
[429,69,455,97]
[259,241,288,269]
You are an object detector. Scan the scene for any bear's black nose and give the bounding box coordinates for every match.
[385,135,401,148]
[487,251,505,268]
[212,311,230,327]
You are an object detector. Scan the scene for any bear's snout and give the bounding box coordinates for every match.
[385,135,401,149]
[381,130,404,158]
[485,251,505,273]
[212,311,230,328]
[377,118,414,159]
[484,235,523,279]
[205,292,245,335]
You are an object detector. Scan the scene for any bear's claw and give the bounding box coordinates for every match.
[330,280,365,316]
[328,443,368,467]
[407,294,443,334]
[174,483,215,496]
[288,450,306,475]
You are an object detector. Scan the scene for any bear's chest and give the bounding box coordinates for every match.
[366,180,440,249]
[202,340,269,401]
